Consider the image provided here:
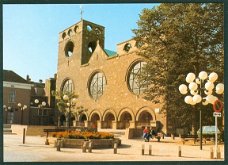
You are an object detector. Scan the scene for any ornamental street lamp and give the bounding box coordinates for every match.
[63,94,77,129]
[17,103,27,125]
[3,105,12,124]
[34,99,47,125]
[179,71,224,150]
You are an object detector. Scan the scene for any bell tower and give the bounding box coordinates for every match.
[57,19,105,68]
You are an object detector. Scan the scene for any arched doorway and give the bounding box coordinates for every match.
[90,113,100,129]
[104,112,115,129]
[70,115,75,127]
[138,111,153,127]
[60,114,66,126]
[79,114,87,127]
[119,112,132,129]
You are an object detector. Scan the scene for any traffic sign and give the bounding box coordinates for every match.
[213,112,221,117]
[213,100,223,112]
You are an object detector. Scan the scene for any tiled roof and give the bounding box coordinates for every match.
[104,49,117,57]
[3,70,28,84]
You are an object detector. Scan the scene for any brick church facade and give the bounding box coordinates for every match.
[56,19,168,134]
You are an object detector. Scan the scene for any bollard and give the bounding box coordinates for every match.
[149,145,152,155]
[45,131,49,145]
[141,144,145,155]
[217,146,221,159]
[204,138,206,144]
[194,138,196,144]
[171,134,175,140]
[23,128,26,144]
[45,138,49,145]
[56,138,61,151]
[210,147,213,159]
[88,141,92,153]
[114,142,117,154]
[179,134,181,138]
[178,146,181,157]
[82,141,87,153]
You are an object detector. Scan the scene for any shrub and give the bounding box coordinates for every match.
[52,131,114,139]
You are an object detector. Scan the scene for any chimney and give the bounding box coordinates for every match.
[26,75,31,82]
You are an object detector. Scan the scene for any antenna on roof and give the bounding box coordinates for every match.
[80,5,84,20]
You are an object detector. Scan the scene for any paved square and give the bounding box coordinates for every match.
[3,134,224,162]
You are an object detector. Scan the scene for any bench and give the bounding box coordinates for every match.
[180,135,198,144]
[43,128,67,145]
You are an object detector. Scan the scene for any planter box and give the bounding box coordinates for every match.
[55,138,121,149]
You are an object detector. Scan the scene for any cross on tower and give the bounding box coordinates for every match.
[80,5,84,20]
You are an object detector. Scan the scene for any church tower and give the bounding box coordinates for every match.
[57,19,105,69]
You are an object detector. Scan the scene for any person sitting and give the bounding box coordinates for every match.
[150,127,157,139]
[143,127,151,142]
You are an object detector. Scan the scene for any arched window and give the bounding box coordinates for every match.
[89,72,106,100]
[62,32,66,39]
[68,29,73,36]
[62,79,74,94]
[88,41,96,54]
[64,41,74,57]
[86,25,93,32]
[128,61,147,95]
[123,43,132,52]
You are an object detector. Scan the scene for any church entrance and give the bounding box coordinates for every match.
[78,114,87,127]
[119,112,132,129]
[90,113,100,129]
[138,111,153,127]
[104,112,115,129]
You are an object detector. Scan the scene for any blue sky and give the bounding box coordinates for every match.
[3,4,158,82]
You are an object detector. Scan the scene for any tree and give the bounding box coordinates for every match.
[52,90,87,128]
[133,3,224,134]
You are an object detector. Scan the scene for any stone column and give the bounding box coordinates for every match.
[73,120,77,127]
[129,121,136,128]
[84,120,89,127]
[97,120,102,129]
[150,120,156,127]
[112,121,117,129]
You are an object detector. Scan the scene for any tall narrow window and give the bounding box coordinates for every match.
[8,90,16,103]
[89,72,106,100]
[62,79,74,94]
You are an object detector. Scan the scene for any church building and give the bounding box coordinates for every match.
[56,19,168,135]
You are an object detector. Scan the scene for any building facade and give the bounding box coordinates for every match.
[3,70,56,126]
[56,19,168,134]
[3,70,33,125]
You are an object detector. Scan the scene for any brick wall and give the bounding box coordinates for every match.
[56,20,168,134]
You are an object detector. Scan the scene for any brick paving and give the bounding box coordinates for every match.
[3,134,224,162]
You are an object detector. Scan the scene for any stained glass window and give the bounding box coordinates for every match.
[62,79,74,94]
[128,61,147,95]
[89,72,106,100]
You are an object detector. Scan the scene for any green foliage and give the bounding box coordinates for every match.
[133,3,224,130]
[52,90,78,114]
[52,90,87,120]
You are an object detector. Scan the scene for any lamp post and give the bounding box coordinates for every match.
[3,105,12,124]
[17,103,27,125]
[179,71,224,150]
[63,94,77,129]
[34,99,46,125]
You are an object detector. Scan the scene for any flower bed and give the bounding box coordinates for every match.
[53,131,120,148]
[52,131,114,139]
